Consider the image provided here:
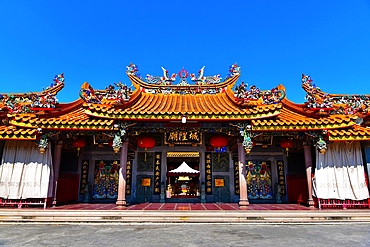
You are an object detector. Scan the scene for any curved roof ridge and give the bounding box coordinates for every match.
[127,73,239,94]
[301,74,370,118]
[125,63,241,96]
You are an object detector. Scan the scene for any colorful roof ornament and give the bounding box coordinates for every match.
[190,66,222,85]
[127,63,240,95]
[0,73,64,114]
[79,82,101,104]
[226,63,241,79]
[234,82,285,105]
[79,81,132,104]
[145,67,177,85]
[302,74,370,117]
[126,62,140,78]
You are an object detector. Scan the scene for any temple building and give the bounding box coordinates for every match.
[0,64,369,209]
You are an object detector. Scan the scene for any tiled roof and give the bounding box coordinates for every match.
[329,126,370,141]
[0,126,36,140]
[252,99,357,131]
[0,75,65,116]
[84,91,283,121]
[2,69,369,142]
[8,100,114,130]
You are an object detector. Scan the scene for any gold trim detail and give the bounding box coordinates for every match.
[166,152,200,158]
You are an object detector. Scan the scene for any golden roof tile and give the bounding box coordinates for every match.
[329,126,370,141]
[0,126,36,140]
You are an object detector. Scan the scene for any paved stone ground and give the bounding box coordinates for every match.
[0,224,369,247]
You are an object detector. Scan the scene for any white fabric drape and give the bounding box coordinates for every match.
[0,140,53,199]
[314,141,369,200]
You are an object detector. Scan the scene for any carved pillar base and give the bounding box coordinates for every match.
[239,199,249,208]
[307,199,315,208]
[116,199,127,207]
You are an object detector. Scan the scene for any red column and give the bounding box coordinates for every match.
[52,141,62,207]
[116,141,128,207]
[238,141,249,208]
[303,145,315,207]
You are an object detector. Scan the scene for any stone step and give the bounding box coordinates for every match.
[1,209,370,224]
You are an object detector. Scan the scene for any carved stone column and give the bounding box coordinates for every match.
[116,141,128,206]
[303,144,315,207]
[238,141,249,208]
[52,141,63,207]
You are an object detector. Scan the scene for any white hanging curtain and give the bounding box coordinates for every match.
[314,141,369,200]
[0,140,53,199]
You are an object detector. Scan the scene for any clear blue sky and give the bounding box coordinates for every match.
[1,1,369,103]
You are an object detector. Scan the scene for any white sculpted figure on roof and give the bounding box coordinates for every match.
[145,67,176,85]
[127,63,242,95]
[190,66,222,85]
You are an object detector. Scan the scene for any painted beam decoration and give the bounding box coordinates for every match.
[302,74,370,116]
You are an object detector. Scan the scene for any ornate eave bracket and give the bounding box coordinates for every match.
[37,134,49,154]
[230,122,254,153]
[36,129,61,153]
[305,130,329,154]
[111,121,136,153]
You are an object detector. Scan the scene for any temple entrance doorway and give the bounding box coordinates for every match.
[166,152,200,201]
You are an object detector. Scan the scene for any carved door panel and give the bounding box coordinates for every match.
[246,160,273,199]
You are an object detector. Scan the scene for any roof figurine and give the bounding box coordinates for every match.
[0,73,64,115]
[302,74,370,117]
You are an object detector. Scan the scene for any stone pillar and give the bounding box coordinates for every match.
[303,145,315,207]
[52,141,62,207]
[116,141,128,206]
[238,141,249,208]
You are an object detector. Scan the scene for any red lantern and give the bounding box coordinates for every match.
[137,136,156,150]
[210,134,229,162]
[137,136,156,161]
[280,139,294,156]
[210,134,228,150]
[73,138,86,156]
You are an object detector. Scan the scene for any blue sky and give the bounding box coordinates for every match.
[1,1,369,103]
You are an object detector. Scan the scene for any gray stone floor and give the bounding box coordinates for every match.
[0,223,369,247]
